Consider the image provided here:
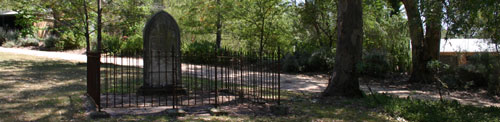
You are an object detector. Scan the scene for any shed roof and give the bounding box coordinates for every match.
[0,10,18,15]
[440,39,498,53]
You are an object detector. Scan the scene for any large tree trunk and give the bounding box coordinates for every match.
[423,1,443,64]
[322,0,363,97]
[402,0,442,83]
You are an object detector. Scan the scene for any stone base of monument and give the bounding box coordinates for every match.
[137,85,187,96]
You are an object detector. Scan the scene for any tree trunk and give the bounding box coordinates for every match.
[83,0,90,53]
[215,0,222,49]
[259,11,265,54]
[96,0,102,53]
[322,0,363,97]
[423,1,443,64]
[402,0,442,83]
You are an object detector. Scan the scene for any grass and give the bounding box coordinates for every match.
[363,94,500,122]
[1,51,499,121]
[0,52,87,121]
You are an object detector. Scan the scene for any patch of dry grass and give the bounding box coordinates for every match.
[0,52,87,121]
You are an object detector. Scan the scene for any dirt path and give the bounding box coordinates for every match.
[1,47,498,107]
[0,47,87,62]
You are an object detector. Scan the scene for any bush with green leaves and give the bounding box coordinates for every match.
[357,51,392,78]
[437,53,500,94]
[464,53,500,94]
[18,36,39,47]
[0,29,22,47]
[1,34,39,48]
[181,40,217,63]
[0,28,6,45]
[42,32,83,50]
[282,54,301,73]
[58,31,82,50]
[102,33,122,53]
[42,36,58,50]
[119,34,143,55]
[306,49,335,72]
[2,41,17,48]
[182,40,217,55]
[281,49,335,73]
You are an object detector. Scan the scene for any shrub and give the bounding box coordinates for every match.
[427,60,450,74]
[306,49,335,72]
[4,29,20,41]
[182,40,216,54]
[280,49,335,73]
[0,29,21,47]
[0,28,6,45]
[120,34,143,55]
[358,51,391,77]
[282,54,301,73]
[102,33,121,53]
[462,54,500,89]
[439,53,500,94]
[2,41,17,48]
[182,40,217,63]
[18,36,39,47]
[59,31,82,50]
[43,36,58,50]
[1,35,38,48]
[42,32,83,51]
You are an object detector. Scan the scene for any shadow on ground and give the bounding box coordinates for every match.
[0,55,88,121]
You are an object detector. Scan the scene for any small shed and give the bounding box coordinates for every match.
[439,39,498,66]
[0,10,22,30]
[0,10,53,38]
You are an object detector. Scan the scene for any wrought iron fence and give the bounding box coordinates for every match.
[92,48,281,110]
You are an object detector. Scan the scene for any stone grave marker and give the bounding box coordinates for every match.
[140,11,183,95]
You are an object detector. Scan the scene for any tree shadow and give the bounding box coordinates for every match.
[0,59,88,121]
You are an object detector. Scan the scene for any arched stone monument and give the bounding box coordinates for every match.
[139,11,183,95]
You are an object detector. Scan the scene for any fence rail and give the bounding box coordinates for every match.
[90,48,281,110]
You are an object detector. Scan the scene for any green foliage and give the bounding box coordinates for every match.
[363,0,411,72]
[307,49,335,72]
[2,41,17,48]
[58,31,82,50]
[104,0,152,36]
[182,40,218,64]
[427,60,450,74]
[445,0,500,44]
[101,33,143,55]
[120,34,143,55]
[297,0,337,48]
[1,31,39,47]
[281,49,335,73]
[0,28,6,45]
[282,54,301,73]
[102,33,122,53]
[435,54,500,94]
[17,36,39,47]
[42,32,82,51]
[42,36,57,50]
[464,54,500,94]
[13,7,42,37]
[364,94,500,122]
[0,28,20,45]
[182,40,217,55]
[357,51,392,77]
